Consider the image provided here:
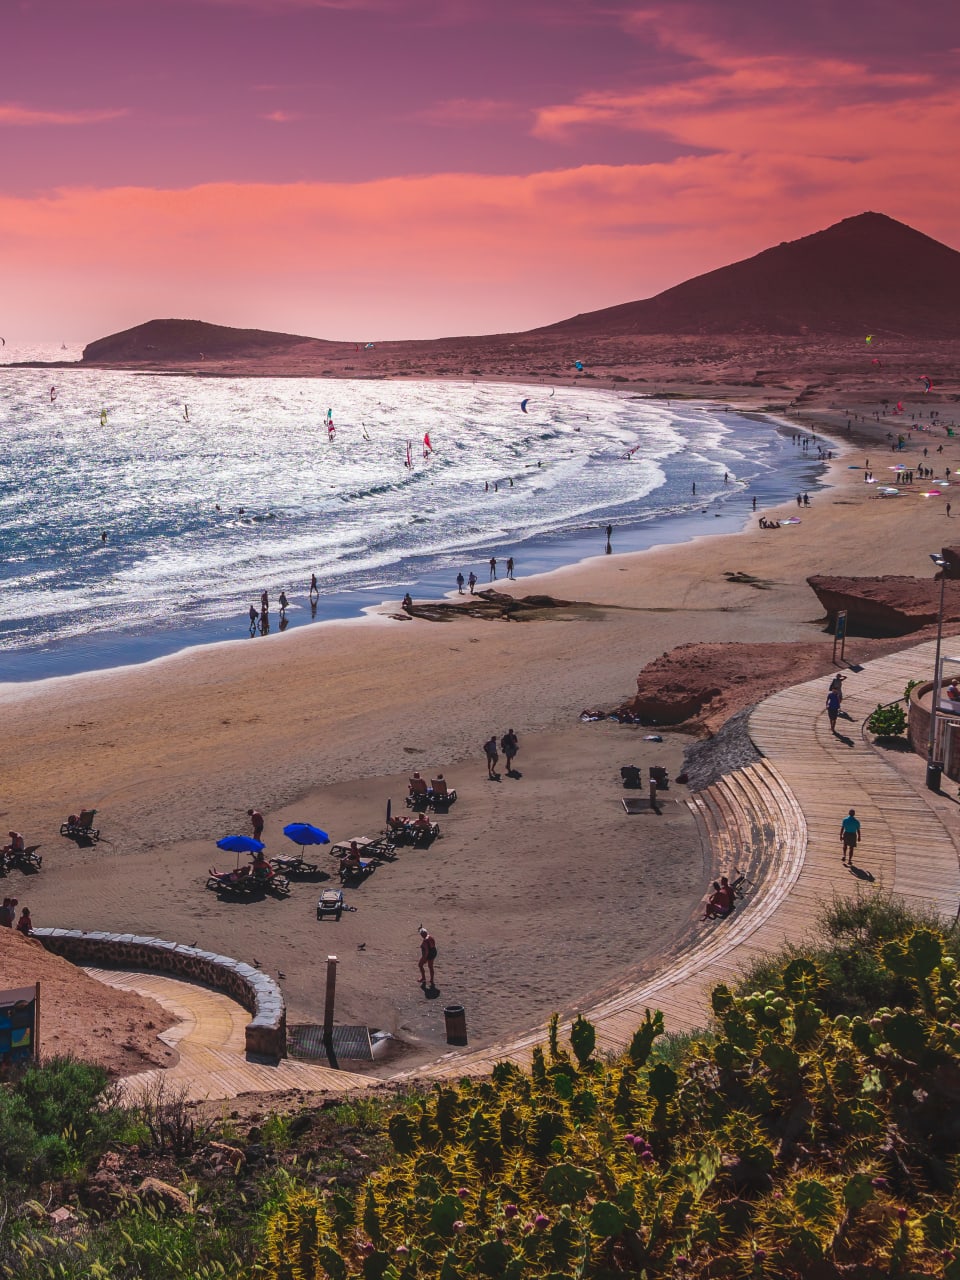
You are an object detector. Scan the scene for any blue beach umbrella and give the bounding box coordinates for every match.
[283,822,330,851]
[216,834,265,855]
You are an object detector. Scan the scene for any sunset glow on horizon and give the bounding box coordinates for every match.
[2,0,958,344]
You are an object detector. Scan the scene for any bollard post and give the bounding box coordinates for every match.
[323,955,337,1045]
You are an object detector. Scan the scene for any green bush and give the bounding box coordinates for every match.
[867,701,907,737]
[0,1056,121,1182]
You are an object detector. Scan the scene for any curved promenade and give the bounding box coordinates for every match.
[90,969,375,1102]
[405,636,960,1078]
[99,638,960,1097]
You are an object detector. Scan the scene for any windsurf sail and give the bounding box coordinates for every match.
[423,432,432,457]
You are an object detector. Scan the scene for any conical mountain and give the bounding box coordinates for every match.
[541,212,960,338]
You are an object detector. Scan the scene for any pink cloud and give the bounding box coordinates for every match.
[0,103,127,127]
[2,151,959,343]
[261,110,303,122]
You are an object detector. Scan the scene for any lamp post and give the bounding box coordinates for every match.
[927,552,949,790]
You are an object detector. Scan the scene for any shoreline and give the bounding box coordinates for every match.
[6,382,958,1065]
[1,405,829,687]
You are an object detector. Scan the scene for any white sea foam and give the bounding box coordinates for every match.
[0,358,798,659]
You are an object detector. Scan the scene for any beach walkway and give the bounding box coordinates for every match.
[90,969,374,1103]
[405,636,960,1078]
[102,638,960,1096]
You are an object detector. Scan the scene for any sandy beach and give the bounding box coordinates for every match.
[4,379,960,1070]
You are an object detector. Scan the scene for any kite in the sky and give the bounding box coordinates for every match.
[871,358,882,367]
[918,375,933,394]
[865,335,874,345]
[574,360,584,371]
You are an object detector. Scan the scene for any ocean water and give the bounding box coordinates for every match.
[0,350,826,680]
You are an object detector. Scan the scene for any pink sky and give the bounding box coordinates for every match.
[2,0,958,343]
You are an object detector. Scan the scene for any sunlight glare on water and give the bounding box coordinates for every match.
[0,358,793,663]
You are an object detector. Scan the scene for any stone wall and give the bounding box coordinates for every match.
[907,680,960,781]
[33,929,286,1058]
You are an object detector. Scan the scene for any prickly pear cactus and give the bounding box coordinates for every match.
[261,922,960,1278]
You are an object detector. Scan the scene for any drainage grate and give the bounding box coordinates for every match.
[288,1023,373,1062]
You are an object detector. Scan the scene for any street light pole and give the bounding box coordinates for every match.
[927,553,948,790]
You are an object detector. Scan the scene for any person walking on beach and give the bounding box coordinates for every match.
[418,927,437,987]
[505,557,514,580]
[826,685,841,733]
[501,729,519,775]
[278,591,288,613]
[468,571,477,595]
[309,573,318,596]
[260,590,269,615]
[248,808,264,840]
[249,605,259,633]
[840,808,861,865]
[484,735,500,778]
[489,556,497,581]
[456,572,465,594]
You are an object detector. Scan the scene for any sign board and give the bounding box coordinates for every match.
[835,610,847,640]
[0,983,39,1069]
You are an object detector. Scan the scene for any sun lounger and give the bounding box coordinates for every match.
[3,844,42,873]
[60,809,100,843]
[428,778,457,808]
[317,888,344,920]
[411,820,440,846]
[339,856,376,883]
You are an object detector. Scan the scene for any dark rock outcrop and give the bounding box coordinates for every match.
[807,572,960,637]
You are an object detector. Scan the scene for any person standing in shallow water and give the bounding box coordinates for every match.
[489,556,497,581]
[505,557,514,580]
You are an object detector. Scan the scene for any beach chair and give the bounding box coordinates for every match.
[406,775,431,809]
[411,820,440,847]
[428,778,457,809]
[5,844,42,873]
[317,888,344,921]
[60,809,100,843]
[339,856,376,884]
[620,765,642,789]
[649,766,670,791]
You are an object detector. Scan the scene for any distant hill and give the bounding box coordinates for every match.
[80,214,960,366]
[540,212,960,338]
[81,318,333,364]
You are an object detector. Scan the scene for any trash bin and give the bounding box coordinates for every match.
[926,761,943,792]
[443,1004,467,1045]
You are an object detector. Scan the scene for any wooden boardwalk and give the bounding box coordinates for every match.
[403,638,960,1079]
[90,969,375,1103]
